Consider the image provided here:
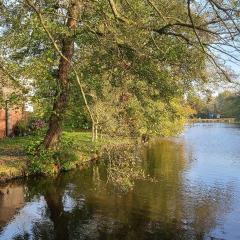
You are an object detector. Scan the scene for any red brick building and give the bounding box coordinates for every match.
[0,70,25,138]
[0,107,24,138]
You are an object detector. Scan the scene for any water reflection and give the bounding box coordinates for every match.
[0,123,240,239]
[0,184,25,228]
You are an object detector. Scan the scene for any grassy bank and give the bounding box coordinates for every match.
[0,132,132,182]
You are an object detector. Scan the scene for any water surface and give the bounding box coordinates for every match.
[1,123,240,240]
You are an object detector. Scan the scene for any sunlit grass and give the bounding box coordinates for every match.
[0,131,132,181]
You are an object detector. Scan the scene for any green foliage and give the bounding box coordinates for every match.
[0,131,133,182]
[0,0,211,139]
[12,120,30,136]
[26,137,79,175]
[103,144,145,192]
[83,79,194,137]
[188,90,240,119]
[214,91,240,118]
[54,137,79,171]
[26,141,58,175]
[13,118,46,137]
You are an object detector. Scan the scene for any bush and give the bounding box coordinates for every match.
[102,144,145,192]
[54,138,79,171]
[26,137,79,175]
[29,119,46,133]
[12,120,31,136]
[26,141,58,175]
[13,119,46,137]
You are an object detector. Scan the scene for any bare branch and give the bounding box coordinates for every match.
[108,0,129,23]
[187,0,234,83]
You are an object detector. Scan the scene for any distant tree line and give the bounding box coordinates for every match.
[188,91,240,119]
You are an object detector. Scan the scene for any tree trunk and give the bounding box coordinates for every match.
[5,100,10,137]
[43,1,82,149]
[44,178,68,240]
[91,120,99,142]
[95,120,98,141]
[92,123,95,142]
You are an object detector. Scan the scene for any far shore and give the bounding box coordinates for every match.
[189,118,237,123]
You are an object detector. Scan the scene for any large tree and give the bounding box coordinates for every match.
[0,0,239,148]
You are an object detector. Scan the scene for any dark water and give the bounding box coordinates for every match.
[1,123,240,240]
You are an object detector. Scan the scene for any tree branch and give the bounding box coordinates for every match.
[108,0,129,23]
[187,0,233,83]
[24,0,96,125]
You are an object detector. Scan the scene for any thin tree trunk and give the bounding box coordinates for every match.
[43,1,81,149]
[95,120,98,141]
[100,126,103,139]
[5,100,10,137]
[92,123,95,142]
[91,120,99,142]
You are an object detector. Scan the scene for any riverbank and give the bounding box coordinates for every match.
[0,132,133,183]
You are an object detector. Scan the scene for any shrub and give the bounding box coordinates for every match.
[54,138,79,171]
[13,119,46,137]
[13,120,31,136]
[26,141,58,175]
[102,144,145,192]
[29,119,46,133]
[26,137,79,175]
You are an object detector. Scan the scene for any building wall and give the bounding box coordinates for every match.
[0,109,6,138]
[0,107,23,138]
[10,107,23,132]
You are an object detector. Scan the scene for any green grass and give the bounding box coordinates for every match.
[0,135,41,181]
[63,131,103,159]
[0,131,132,181]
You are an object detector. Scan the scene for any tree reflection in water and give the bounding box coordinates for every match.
[0,137,234,240]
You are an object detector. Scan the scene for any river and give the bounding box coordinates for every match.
[0,123,240,240]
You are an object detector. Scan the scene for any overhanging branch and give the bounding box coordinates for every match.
[24,0,96,125]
